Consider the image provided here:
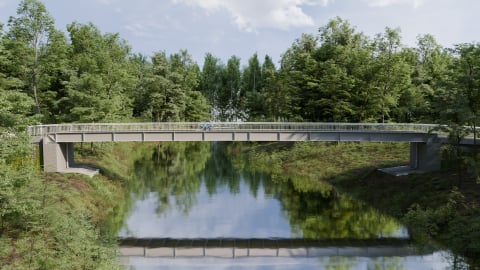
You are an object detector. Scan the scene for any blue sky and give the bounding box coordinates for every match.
[0,0,478,66]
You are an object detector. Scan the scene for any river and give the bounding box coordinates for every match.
[113,142,469,269]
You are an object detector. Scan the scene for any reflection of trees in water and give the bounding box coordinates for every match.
[320,257,356,270]
[131,141,401,240]
[318,257,407,270]
[131,142,279,216]
[131,142,211,215]
[225,145,403,240]
[202,142,279,197]
[276,178,401,239]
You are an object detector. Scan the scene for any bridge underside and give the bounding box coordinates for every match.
[46,130,430,143]
[40,130,441,173]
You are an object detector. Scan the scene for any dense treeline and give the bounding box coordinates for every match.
[1,1,480,129]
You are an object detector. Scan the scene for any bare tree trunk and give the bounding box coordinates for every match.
[33,34,41,114]
[474,121,477,145]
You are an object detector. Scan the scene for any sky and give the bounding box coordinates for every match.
[0,0,478,66]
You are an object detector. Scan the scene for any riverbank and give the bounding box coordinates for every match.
[231,141,480,267]
[0,136,124,269]
[338,169,480,266]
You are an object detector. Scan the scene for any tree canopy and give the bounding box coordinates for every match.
[1,2,478,128]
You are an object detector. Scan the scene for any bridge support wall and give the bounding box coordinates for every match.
[42,138,74,172]
[410,142,441,171]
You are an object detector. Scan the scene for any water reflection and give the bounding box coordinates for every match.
[121,142,403,240]
[117,142,465,269]
[130,142,211,215]
[120,181,292,238]
[119,251,454,270]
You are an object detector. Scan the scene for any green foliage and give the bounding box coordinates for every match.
[0,89,38,128]
[279,184,402,239]
[4,0,55,116]
[134,50,210,121]
[0,133,121,269]
[403,189,467,242]
[1,1,479,127]
[244,141,408,183]
[59,22,136,123]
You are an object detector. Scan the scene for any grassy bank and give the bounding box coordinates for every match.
[0,136,125,269]
[235,141,409,181]
[74,142,154,237]
[233,141,480,266]
[0,141,200,269]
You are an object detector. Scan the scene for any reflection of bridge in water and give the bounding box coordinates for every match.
[118,237,435,258]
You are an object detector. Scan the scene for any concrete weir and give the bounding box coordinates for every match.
[30,122,445,174]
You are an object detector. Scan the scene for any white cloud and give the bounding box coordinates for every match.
[320,0,335,6]
[172,0,325,32]
[96,0,114,4]
[125,23,152,37]
[365,0,426,8]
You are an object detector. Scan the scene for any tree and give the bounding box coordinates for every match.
[5,0,54,115]
[451,43,480,143]
[38,29,71,123]
[200,53,220,118]
[0,24,38,128]
[137,50,210,122]
[348,40,380,122]
[395,35,451,122]
[0,89,37,128]
[169,50,210,121]
[215,56,243,121]
[371,27,412,123]
[259,55,278,121]
[244,53,264,120]
[59,22,136,122]
[143,51,183,121]
[279,33,318,121]
[313,18,365,122]
[130,53,152,117]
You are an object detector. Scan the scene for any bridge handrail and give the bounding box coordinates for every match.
[27,122,439,137]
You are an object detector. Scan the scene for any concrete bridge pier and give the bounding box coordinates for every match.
[41,136,74,173]
[409,142,441,171]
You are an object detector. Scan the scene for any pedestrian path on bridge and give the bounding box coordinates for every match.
[29,122,438,143]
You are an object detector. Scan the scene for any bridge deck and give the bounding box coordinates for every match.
[29,122,438,143]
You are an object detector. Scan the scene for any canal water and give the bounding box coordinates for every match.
[116,142,467,269]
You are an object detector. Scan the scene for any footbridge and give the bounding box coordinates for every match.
[118,237,434,258]
[27,122,443,173]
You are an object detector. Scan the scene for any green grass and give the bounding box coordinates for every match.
[239,141,409,182]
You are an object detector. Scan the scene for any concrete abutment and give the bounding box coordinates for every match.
[409,142,442,171]
[42,137,74,173]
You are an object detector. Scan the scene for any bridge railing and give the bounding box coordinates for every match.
[27,122,439,137]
